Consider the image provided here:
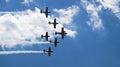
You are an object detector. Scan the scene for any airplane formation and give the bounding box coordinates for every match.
[41,7,67,56]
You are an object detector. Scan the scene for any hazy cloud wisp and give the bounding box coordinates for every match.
[81,0,104,31]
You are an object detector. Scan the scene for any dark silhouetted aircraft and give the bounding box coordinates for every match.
[41,7,50,18]
[49,38,59,47]
[43,47,53,56]
[55,28,67,39]
[49,18,58,28]
[41,32,50,41]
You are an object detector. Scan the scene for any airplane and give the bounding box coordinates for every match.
[55,27,67,39]
[43,47,53,56]
[49,38,59,47]
[49,18,58,28]
[41,32,50,41]
[41,7,50,18]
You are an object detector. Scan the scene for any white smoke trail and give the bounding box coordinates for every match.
[0,50,44,55]
[0,40,50,49]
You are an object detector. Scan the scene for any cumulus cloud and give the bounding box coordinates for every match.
[53,5,79,25]
[0,5,79,49]
[81,0,104,31]
[53,5,79,37]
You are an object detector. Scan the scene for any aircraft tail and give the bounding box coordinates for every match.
[49,40,52,43]
[48,21,51,24]
[43,50,46,53]
[40,10,42,13]
[55,32,58,35]
[41,35,43,38]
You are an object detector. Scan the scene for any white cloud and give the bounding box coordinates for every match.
[0,5,79,49]
[81,0,120,30]
[97,0,120,19]
[53,5,79,37]
[22,0,34,5]
[81,0,104,31]
[53,5,79,25]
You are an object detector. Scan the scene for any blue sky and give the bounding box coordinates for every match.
[0,0,120,67]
